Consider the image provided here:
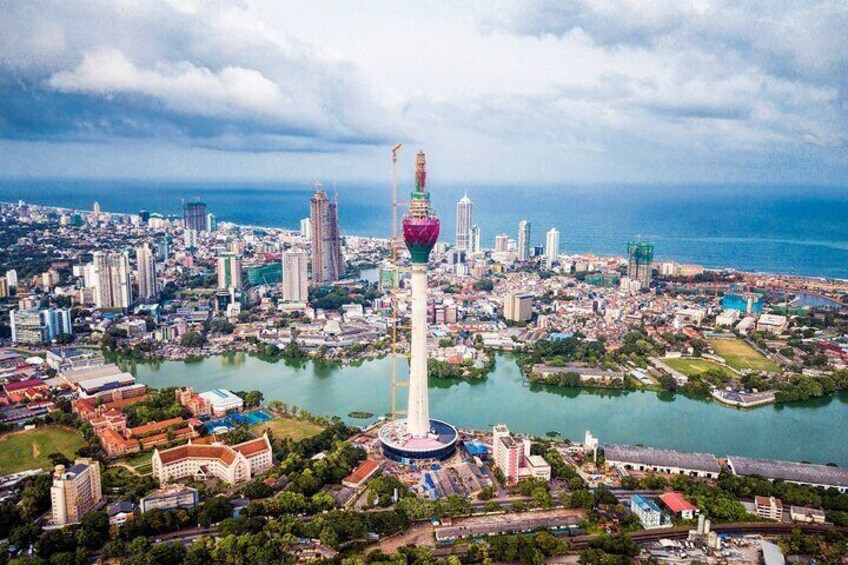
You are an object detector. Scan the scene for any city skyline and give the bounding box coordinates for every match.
[1,1,847,185]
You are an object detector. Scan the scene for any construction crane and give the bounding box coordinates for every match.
[389,143,409,420]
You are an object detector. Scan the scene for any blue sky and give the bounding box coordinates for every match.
[0,0,846,184]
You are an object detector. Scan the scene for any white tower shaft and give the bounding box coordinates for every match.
[407,263,430,437]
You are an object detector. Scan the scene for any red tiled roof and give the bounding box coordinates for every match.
[129,417,185,437]
[157,444,237,466]
[755,496,783,508]
[4,378,48,392]
[342,459,380,487]
[659,491,698,513]
[232,436,271,458]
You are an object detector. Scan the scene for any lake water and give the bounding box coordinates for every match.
[3,180,848,278]
[125,353,848,466]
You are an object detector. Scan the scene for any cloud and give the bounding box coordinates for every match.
[0,0,397,151]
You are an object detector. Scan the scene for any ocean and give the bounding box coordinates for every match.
[1,179,847,279]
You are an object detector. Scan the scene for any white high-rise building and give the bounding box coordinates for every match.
[90,251,132,309]
[455,193,473,251]
[92,202,101,216]
[469,225,481,253]
[545,228,560,265]
[136,243,158,300]
[183,229,197,249]
[282,250,309,303]
[50,458,102,527]
[517,220,531,261]
[5,269,17,288]
[494,233,509,253]
[299,217,312,240]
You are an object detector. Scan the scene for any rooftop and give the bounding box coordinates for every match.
[729,455,848,488]
[604,443,721,473]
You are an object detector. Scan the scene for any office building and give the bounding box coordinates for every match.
[494,234,509,253]
[90,251,133,310]
[545,228,560,265]
[0,277,8,299]
[136,243,158,300]
[517,220,531,261]
[300,217,312,240]
[11,309,44,344]
[627,241,654,289]
[42,308,73,340]
[183,200,207,232]
[4,269,17,288]
[140,484,199,513]
[455,193,473,251]
[205,213,217,232]
[310,188,344,285]
[503,293,533,322]
[138,209,150,224]
[469,225,481,253]
[492,424,551,484]
[282,250,309,303]
[50,458,102,527]
[630,494,664,529]
[92,201,101,216]
[217,252,242,290]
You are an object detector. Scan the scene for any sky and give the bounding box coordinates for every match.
[0,0,846,184]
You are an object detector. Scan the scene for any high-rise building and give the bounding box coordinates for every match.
[455,193,473,251]
[517,220,531,261]
[494,233,509,253]
[138,209,150,224]
[217,253,243,290]
[10,309,44,344]
[503,293,533,322]
[299,217,312,240]
[183,200,207,232]
[92,201,101,216]
[545,228,560,265]
[41,308,73,340]
[0,277,8,299]
[136,243,158,300]
[627,241,655,289]
[183,229,197,249]
[205,213,217,232]
[309,188,344,286]
[50,458,102,527]
[4,269,17,288]
[282,250,309,303]
[469,225,481,253]
[379,151,457,463]
[90,252,132,309]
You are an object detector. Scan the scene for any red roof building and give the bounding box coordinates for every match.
[659,491,699,519]
[342,459,381,488]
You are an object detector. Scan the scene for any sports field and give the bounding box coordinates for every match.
[708,338,780,372]
[663,358,736,380]
[250,417,324,443]
[0,427,87,475]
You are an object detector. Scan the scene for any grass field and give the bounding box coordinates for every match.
[708,338,781,372]
[0,427,87,475]
[663,358,737,379]
[250,417,324,443]
[115,450,153,469]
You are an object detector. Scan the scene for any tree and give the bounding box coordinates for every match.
[180,331,206,348]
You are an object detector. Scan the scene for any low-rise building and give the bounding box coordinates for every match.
[727,455,848,493]
[789,505,826,524]
[630,494,665,529]
[604,444,721,479]
[342,459,381,489]
[659,491,699,520]
[175,387,212,418]
[198,388,244,416]
[755,496,783,521]
[140,484,199,513]
[152,434,272,485]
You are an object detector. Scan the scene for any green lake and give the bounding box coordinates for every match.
[124,353,848,466]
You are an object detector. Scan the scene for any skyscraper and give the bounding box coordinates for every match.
[183,200,207,232]
[627,241,655,289]
[136,243,158,300]
[299,217,311,240]
[545,228,560,265]
[455,193,473,251]
[309,188,344,286]
[90,251,132,309]
[469,225,481,253]
[517,220,531,261]
[217,252,243,290]
[282,250,309,303]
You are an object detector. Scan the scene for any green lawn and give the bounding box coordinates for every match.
[114,450,153,469]
[0,427,87,475]
[708,338,781,373]
[663,358,736,379]
[250,417,324,443]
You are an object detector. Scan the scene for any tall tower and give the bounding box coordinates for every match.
[403,151,440,438]
[455,193,473,251]
[282,250,309,303]
[517,220,531,261]
[545,228,560,265]
[310,187,344,286]
[183,200,207,232]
